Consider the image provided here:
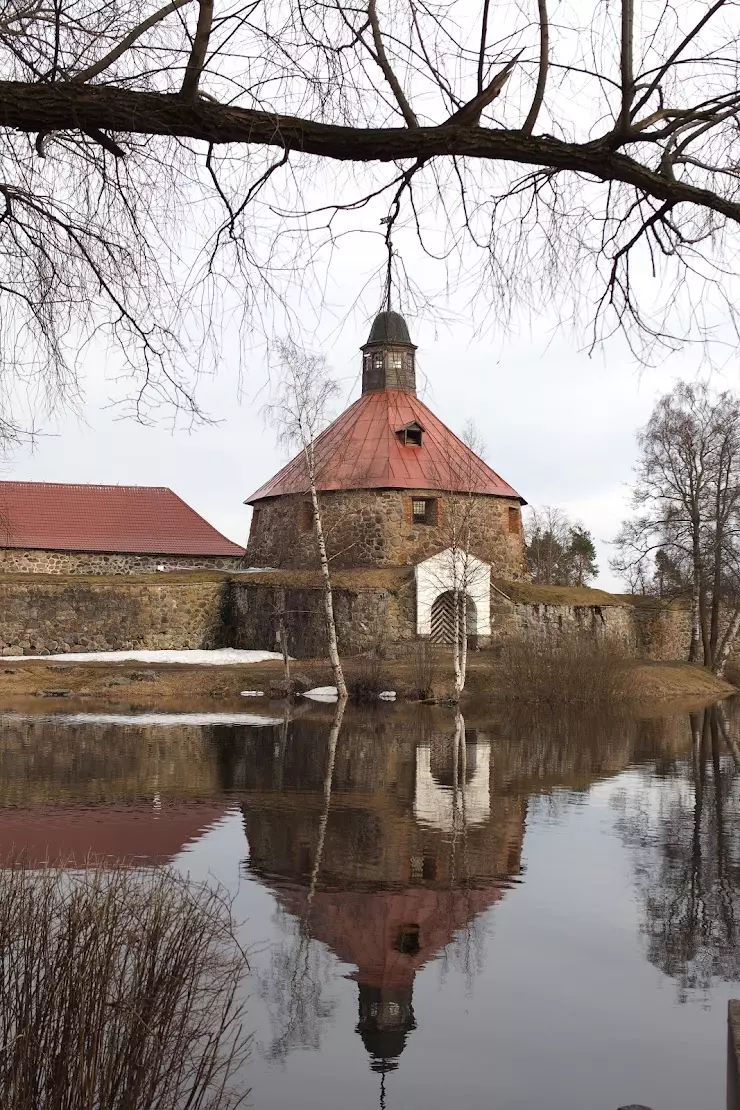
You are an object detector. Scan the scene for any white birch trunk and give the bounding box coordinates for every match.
[714,605,740,676]
[308,462,347,700]
[452,582,462,699]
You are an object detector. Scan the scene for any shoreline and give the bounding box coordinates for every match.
[0,654,734,717]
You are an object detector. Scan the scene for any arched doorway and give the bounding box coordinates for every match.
[429,591,477,645]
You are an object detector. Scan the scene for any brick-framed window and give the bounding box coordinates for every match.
[508,506,521,534]
[412,497,436,525]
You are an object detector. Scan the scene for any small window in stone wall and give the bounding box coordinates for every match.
[508,506,520,534]
[251,508,261,535]
[412,498,436,525]
[300,502,314,533]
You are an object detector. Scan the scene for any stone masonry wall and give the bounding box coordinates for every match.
[0,569,710,663]
[230,577,416,657]
[246,490,526,578]
[489,596,693,661]
[0,549,242,575]
[0,575,230,655]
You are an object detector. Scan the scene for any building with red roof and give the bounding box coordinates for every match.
[244,311,526,644]
[0,482,244,575]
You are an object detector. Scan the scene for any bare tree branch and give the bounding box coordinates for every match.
[522,0,548,135]
[180,0,213,100]
[366,0,417,127]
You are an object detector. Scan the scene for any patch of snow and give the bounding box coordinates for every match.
[302,686,339,703]
[0,712,284,727]
[2,648,285,666]
[240,690,264,697]
[378,691,397,701]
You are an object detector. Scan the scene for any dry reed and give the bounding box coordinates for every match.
[408,641,437,700]
[0,861,250,1110]
[490,633,627,707]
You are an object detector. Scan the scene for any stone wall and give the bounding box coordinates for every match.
[0,549,242,575]
[230,570,416,657]
[489,594,693,661]
[246,489,526,578]
[0,567,712,664]
[0,573,230,655]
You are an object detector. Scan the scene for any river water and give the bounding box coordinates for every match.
[1,702,739,1110]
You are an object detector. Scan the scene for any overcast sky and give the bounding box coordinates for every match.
[4,290,722,592]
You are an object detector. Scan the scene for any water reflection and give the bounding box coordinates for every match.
[238,708,525,1075]
[2,703,740,1107]
[615,704,740,1000]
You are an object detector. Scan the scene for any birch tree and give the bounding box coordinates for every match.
[428,419,491,699]
[3,1,740,437]
[265,339,347,700]
[613,383,740,674]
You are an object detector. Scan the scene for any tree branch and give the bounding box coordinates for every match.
[180,0,214,100]
[631,0,729,119]
[522,0,548,135]
[618,0,634,132]
[444,54,520,127]
[70,0,194,84]
[3,82,740,225]
[367,0,417,128]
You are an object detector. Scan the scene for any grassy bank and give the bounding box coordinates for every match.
[0,651,733,713]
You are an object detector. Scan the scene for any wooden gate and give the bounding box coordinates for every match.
[430,592,477,645]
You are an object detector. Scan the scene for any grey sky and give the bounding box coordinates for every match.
[4,298,715,592]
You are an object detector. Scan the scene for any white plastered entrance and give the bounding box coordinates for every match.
[414,547,491,638]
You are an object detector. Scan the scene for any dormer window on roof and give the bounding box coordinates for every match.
[397,421,424,447]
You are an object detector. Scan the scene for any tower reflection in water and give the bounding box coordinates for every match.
[237,710,525,1077]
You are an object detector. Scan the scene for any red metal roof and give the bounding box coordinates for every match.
[247,390,524,503]
[0,482,244,556]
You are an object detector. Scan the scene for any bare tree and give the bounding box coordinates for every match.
[3,1,740,437]
[264,338,347,700]
[613,382,740,673]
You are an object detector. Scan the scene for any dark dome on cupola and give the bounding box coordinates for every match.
[366,310,415,347]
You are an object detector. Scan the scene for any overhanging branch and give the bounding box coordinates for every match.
[3,81,740,225]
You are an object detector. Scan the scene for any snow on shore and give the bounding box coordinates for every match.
[1,711,284,726]
[3,648,284,666]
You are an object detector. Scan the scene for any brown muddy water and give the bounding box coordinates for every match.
[1,702,739,1109]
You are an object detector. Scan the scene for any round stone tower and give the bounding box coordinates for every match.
[244,311,527,578]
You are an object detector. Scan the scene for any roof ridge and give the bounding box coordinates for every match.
[0,480,172,492]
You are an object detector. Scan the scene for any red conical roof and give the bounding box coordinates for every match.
[247,390,524,503]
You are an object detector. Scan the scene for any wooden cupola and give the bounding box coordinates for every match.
[361,310,417,395]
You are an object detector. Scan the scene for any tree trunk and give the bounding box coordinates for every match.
[689,525,703,662]
[713,604,740,676]
[309,481,347,700]
[452,583,462,699]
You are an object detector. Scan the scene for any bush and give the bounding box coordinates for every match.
[347,651,389,702]
[491,632,627,707]
[0,862,250,1109]
[409,641,438,700]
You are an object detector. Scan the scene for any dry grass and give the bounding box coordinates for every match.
[408,641,438,700]
[490,633,629,707]
[346,651,390,702]
[0,862,250,1109]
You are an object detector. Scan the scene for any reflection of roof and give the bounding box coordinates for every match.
[0,481,244,555]
[246,391,523,503]
[265,881,506,990]
[0,802,231,865]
